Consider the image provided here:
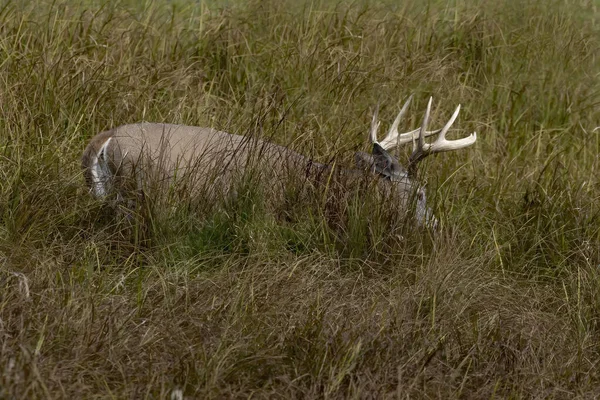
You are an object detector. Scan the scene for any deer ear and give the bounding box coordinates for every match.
[371,143,403,178]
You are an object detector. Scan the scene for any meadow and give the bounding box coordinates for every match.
[0,0,599,398]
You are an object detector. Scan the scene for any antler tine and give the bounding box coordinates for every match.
[429,104,477,152]
[370,103,381,144]
[376,95,412,149]
[417,97,433,153]
[408,97,477,173]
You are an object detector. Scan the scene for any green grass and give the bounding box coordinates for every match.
[0,0,599,397]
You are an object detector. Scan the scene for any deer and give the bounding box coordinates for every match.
[81,96,476,228]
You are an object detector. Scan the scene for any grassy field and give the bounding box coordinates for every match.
[0,0,599,398]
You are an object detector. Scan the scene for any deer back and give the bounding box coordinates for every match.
[82,122,316,199]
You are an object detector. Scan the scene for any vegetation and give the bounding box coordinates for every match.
[0,0,598,397]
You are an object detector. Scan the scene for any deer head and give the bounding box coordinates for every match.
[355,96,477,228]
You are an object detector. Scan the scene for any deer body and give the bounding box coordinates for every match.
[82,123,315,197]
[82,96,476,227]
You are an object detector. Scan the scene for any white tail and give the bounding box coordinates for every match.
[82,96,476,227]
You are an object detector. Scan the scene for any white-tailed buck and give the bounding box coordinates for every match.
[82,96,476,227]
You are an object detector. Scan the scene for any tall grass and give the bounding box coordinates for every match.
[0,0,599,397]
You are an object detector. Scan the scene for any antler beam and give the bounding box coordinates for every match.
[369,95,476,176]
[408,97,477,169]
[370,95,442,151]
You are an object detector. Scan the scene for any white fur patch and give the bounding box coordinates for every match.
[90,138,113,198]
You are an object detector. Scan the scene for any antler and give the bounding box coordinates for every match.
[370,95,442,150]
[408,97,477,174]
